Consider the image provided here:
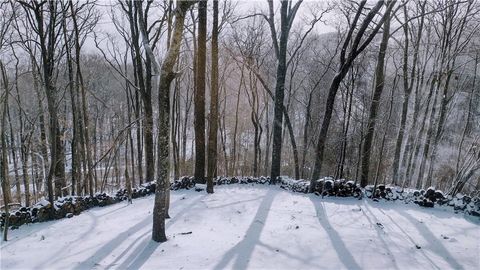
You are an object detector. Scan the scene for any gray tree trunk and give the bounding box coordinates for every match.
[360,7,391,187]
[152,0,194,243]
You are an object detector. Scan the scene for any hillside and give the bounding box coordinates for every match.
[1,185,479,270]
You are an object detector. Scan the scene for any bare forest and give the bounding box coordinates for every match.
[1,1,479,269]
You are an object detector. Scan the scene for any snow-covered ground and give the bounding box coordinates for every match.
[1,185,479,269]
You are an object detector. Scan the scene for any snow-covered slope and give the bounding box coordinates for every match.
[1,185,479,269]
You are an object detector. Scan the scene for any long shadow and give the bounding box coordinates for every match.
[113,194,207,269]
[202,196,263,209]
[44,199,162,268]
[361,201,400,270]
[366,199,480,227]
[213,189,276,270]
[35,211,98,269]
[308,196,362,270]
[73,215,151,270]
[376,207,441,268]
[397,209,464,270]
[117,239,159,270]
[104,230,151,270]
[92,203,132,218]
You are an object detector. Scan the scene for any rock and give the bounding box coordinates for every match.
[434,191,444,200]
[425,187,435,201]
[470,210,480,217]
[5,176,480,231]
[417,199,434,208]
[171,177,196,190]
[322,179,334,196]
[37,207,51,222]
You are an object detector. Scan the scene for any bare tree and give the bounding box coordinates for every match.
[391,0,426,185]
[18,0,67,203]
[360,2,393,188]
[267,0,303,184]
[152,0,196,243]
[310,0,396,191]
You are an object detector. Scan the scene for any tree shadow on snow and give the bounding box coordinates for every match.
[213,188,277,270]
[201,195,263,209]
[368,200,480,227]
[35,210,99,269]
[72,214,152,270]
[396,209,465,270]
[360,201,400,270]
[308,196,362,270]
[374,206,442,268]
[110,193,208,270]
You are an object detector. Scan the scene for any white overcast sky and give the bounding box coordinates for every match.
[85,0,337,53]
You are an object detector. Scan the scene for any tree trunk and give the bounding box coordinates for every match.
[194,0,207,184]
[30,1,66,203]
[455,54,477,178]
[125,133,132,204]
[310,0,393,191]
[62,10,79,196]
[135,91,143,184]
[1,60,12,241]
[206,0,219,193]
[231,66,243,175]
[360,8,391,187]
[152,0,194,243]
[31,59,49,187]
[398,2,426,186]
[373,74,396,194]
[70,2,94,197]
[7,105,21,204]
[417,76,439,188]
[270,1,289,184]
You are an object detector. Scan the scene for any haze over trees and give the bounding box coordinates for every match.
[1,0,479,244]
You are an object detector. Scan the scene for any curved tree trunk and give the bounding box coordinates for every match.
[152,0,194,243]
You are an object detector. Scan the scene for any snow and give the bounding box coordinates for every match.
[1,185,479,269]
